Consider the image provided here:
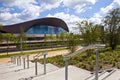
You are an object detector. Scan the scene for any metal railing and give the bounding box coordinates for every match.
[62,44,105,80]
[34,52,47,75]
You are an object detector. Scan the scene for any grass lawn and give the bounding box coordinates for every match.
[0,48,67,58]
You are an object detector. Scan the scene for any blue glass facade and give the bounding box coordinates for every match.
[25,24,66,34]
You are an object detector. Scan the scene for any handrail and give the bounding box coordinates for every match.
[63,44,105,80]
[34,53,43,59]
[34,52,47,75]
[63,44,105,57]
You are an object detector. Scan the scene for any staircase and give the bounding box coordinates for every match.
[0,44,120,80]
[0,61,120,80]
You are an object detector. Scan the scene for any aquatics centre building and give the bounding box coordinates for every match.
[0,17,69,38]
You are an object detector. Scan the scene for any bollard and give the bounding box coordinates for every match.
[27,54,29,68]
[43,52,47,74]
[63,57,69,80]
[17,56,21,66]
[35,58,38,75]
[14,56,16,64]
[23,57,26,69]
[94,49,100,80]
[11,56,13,63]
[19,56,21,66]
[17,57,19,66]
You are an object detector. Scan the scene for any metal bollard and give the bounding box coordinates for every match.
[11,56,13,63]
[35,58,38,75]
[13,56,16,64]
[23,57,26,69]
[43,52,47,74]
[27,54,29,68]
[17,57,19,66]
[63,57,69,80]
[94,49,100,80]
[19,56,21,66]
[17,56,21,66]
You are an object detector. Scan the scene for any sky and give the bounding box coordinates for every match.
[0,0,120,33]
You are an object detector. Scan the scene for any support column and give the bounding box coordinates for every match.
[94,49,100,80]
[63,57,69,80]
[43,52,47,74]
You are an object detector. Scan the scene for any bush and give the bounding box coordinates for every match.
[37,46,120,71]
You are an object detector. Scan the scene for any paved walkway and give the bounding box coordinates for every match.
[0,49,69,64]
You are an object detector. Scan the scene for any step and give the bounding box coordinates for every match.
[0,63,59,80]
[102,69,120,80]
[33,65,91,80]
[0,61,38,74]
[0,62,42,80]
[85,68,120,80]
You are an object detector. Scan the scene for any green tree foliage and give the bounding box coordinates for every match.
[59,32,66,41]
[103,8,120,50]
[19,28,27,53]
[66,33,80,53]
[2,33,15,55]
[77,20,100,45]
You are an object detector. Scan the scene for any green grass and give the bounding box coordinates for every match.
[38,46,120,71]
[0,48,67,58]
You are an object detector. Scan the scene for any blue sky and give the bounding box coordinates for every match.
[0,0,120,33]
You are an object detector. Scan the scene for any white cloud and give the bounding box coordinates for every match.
[89,0,120,24]
[63,0,97,13]
[0,12,12,21]
[0,0,63,25]
[0,0,42,25]
[40,0,62,10]
[47,12,84,33]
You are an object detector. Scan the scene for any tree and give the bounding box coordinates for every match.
[77,20,100,45]
[19,28,27,54]
[59,32,67,46]
[103,8,120,50]
[66,33,80,53]
[77,20,100,56]
[2,33,14,55]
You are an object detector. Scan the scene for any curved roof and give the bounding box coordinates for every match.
[1,17,69,33]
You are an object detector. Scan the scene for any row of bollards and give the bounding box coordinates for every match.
[11,54,30,69]
[11,52,48,76]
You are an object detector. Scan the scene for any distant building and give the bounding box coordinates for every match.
[0,17,69,39]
